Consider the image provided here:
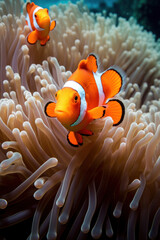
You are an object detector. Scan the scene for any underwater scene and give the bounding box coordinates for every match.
[0,0,160,239]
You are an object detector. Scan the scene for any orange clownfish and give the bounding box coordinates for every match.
[45,54,125,147]
[26,2,56,46]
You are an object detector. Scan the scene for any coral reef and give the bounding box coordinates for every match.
[0,0,160,239]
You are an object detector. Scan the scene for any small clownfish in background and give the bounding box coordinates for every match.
[26,2,56,46]
[45,54,125,147]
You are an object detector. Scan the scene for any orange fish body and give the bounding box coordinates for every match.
[45,54,125,147]
[26,2,56,46]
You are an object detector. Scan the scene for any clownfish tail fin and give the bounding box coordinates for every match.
[101,65,126,100]
[45,101,56,117]
[104,99,125,126]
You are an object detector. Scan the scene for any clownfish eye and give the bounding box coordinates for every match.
[35,14,37,18]
[74,94,79,103]
[55,90,61,100]
[75,96,78,101]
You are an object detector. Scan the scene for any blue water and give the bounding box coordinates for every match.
[33,0,117,9]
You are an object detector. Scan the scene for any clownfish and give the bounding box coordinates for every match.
[45,54,125,147]
[26,2,56,46]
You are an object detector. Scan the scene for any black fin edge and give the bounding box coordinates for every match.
[106,66,126,93]
[67,133,80,147]
[88,53,98,71]
[101,106,106,118]
[44,101,54,117]
[107,99,125,126]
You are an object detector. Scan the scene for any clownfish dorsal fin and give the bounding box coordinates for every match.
[78,54,98,73]
[26,2,35,13]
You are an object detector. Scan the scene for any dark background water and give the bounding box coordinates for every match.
[33,0,160,39]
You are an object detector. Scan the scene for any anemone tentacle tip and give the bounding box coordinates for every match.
[0,199,8,209]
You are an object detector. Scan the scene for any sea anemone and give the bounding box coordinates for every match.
[0,0,160,239]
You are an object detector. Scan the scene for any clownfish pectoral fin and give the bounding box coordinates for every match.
[26,2,35,13]
[50,20,56,31]
[67,131,83,147]
[45,102,56,117]
[78,53,98,73]
[104,99,125,126]
[88,106,106,120]
[101,66,126,99]
[27,31,38,45]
